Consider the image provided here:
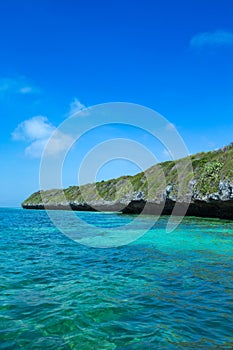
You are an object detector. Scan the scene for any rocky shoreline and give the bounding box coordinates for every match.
[22,181,233,220]
[22,143,233,220]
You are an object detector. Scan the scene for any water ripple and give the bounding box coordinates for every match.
[0,208,233,349]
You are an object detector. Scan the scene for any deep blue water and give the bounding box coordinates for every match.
[0,207,233,349]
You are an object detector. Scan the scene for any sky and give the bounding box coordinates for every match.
[1,0,233,206]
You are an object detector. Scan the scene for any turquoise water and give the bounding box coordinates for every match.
[1,208,233,349]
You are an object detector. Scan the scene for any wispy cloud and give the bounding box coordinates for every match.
[12,116,74,158]
[69,98,86,115]
[165,122,176,131]
[162,148,172,160]
[190,30,233,50]
[0,77,39,95]
[19,86,34,94]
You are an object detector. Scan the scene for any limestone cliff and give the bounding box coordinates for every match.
[22,143,233,220]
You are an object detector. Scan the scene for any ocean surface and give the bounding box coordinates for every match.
[1,207,233,349]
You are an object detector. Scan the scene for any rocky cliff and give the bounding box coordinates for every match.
[22,143,233,220]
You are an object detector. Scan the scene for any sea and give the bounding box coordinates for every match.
[0,207,233,349]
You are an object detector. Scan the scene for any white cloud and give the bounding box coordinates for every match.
[162,149,170,157]
[25,139,48,158]
[12,116,74,158]
[190,30,233,50]
[0,77,39,95]
[165,122,176,131]
[161,148,173,161]
[12,116,55,141]
[43,131,74,157]
[19,86,33,94]
[69,98,86,115]
[12,97,86,158]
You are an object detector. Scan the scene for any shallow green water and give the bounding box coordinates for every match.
[0,208,233,349]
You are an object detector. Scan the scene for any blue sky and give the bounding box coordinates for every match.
[1,0,233,206]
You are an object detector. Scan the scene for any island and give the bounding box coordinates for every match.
[22,143,233,220]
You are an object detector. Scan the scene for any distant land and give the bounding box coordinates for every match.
[22,143,233,220]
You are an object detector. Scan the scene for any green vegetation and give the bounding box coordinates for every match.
[22,142,233,206]
[195,161,224,195]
